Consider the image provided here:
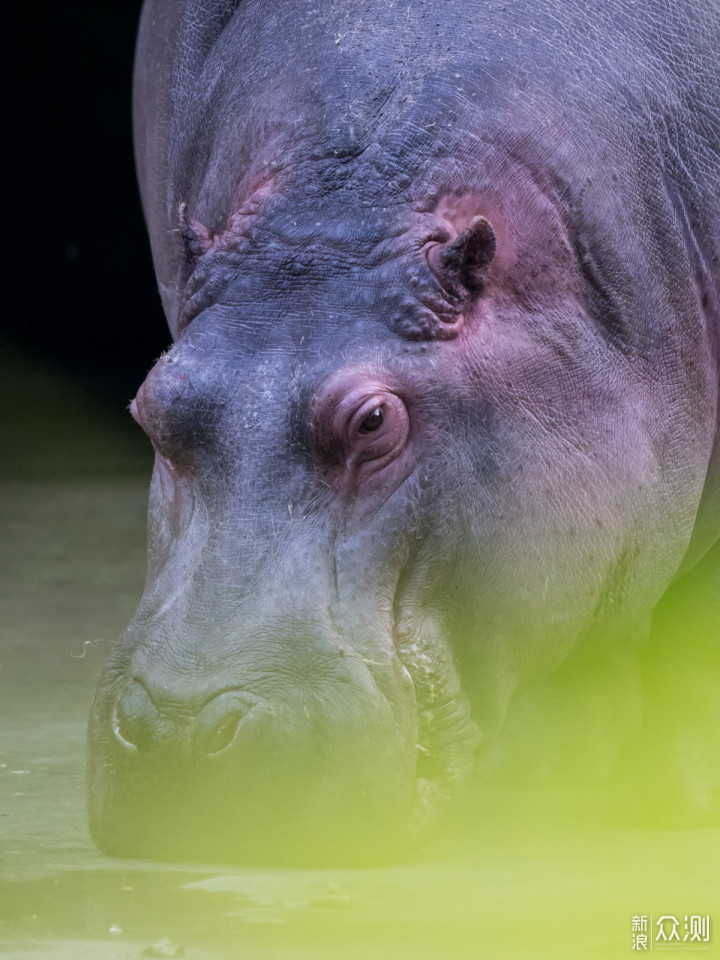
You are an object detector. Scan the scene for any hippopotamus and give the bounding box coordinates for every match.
[87,0,720,863]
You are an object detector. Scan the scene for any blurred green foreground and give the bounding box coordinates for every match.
[0,342,717,959]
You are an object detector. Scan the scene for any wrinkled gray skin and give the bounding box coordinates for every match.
[88,0,720,863]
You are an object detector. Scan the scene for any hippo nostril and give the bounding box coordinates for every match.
[112,710,138,752]
[195,690,258,757]
[112,681,159,752]
[111,685,263,757]
[206,713,242,755]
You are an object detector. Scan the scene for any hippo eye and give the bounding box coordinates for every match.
[313,376,410,471]
[343,393,409,468]
[358,407,384,434]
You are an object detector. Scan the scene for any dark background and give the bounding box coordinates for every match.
[8,2,168,403]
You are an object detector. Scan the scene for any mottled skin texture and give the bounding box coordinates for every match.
[88,0,720,862]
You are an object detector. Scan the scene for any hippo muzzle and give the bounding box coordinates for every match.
[89,624,420,863]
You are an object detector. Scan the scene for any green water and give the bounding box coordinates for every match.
[1,344,717,959]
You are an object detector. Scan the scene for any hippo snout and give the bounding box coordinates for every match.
[88,629,422,864]
[111,683,267,758]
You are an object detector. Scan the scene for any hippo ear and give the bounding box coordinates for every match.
[433,216,497,294]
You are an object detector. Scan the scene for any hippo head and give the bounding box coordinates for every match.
[87,162,708,862]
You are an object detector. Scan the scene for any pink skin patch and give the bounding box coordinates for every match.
[418,181,591,336]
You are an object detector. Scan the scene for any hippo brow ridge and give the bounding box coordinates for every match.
[178,201,495,340]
